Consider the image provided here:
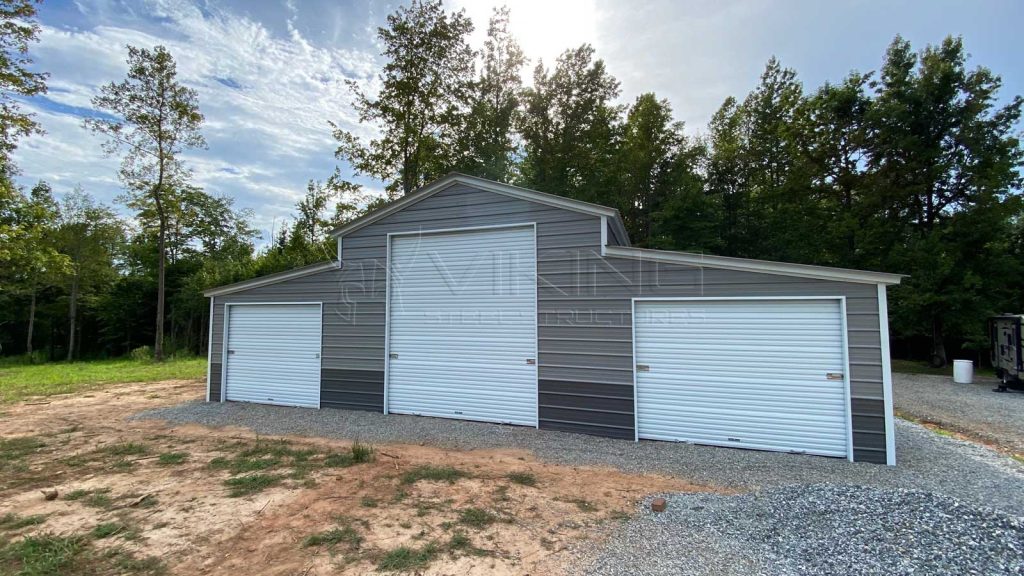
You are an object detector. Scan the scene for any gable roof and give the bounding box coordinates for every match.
[202,261,338,297]
[329,172,631,244]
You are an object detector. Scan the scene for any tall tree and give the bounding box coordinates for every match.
[332,0,475,198]
[518,45,622,204]
[85,45,206,361]
[0,0,47,177]
[456,6,526,181]
[704,96,750,256]
[866,36,1023,366]
[52,187,123,361]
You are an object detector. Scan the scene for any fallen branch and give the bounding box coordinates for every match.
[378,451,400,459]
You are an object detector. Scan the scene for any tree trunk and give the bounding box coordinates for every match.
[67,276,79,362]
[155,213,167,362]
[26,290,36,357]
[929,316,947,368]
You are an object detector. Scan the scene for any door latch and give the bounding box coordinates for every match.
[526,358,536,365]
[227,349,236,355]
[314,353,320,359]
[826,372,844,380]
[636,364,650,372]
[389,352,399,359]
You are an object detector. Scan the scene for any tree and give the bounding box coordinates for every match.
[866,36,1023,366]
[0,0,47,177]
[456,6,526,181]
[332,0,475,198]
[518,45,622,204]
[85,45,206,361]
[52,187,123,361]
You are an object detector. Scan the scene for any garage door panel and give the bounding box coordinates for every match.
[388,226,537,426]
[224,303,321,408]
[635,299,850,458]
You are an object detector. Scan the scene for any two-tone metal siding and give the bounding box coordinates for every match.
[206,182,889,464]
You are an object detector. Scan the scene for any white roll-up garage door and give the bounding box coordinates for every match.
[224,303,322,408]
[387,225,537,425]
[634,298,850,458]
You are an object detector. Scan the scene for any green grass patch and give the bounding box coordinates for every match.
[360,496,378,508]
[399,465,468,486]
[507,472,537,487]
[227,456,281,474]
[99,443,149,457]
[63,489,91,501]
[0,436,46,464]
[376,542,439,572]
[0,533,83,575]
[323,453,354,468]
[0,357,206,404]
[90,522,129,540]
[457,507,496,528]
[156,452,188,466]
[350,441,374,463]
[302,525,362,549]
[0,513,47,531]
[63,488,114,509]
[224,474,281,497]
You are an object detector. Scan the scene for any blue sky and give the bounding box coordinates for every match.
[12,0,1024,246]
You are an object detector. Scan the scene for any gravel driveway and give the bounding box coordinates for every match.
[895,372,1024,454]
[135,374,1024,576]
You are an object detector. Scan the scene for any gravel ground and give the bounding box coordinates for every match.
[895,372,1024,453]
[134,396,1024,516]
[578,485,1024,576]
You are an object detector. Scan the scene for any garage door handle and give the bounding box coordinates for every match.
[826,372,844,380]
[390,353,399,359]
[636,364,650,372]
[227,350,236,355]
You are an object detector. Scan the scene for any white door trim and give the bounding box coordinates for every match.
[878,284,896,465]
[630,295,854,461]
[221,301,324,409]
[206,298,214,402]
[384,222,539,424]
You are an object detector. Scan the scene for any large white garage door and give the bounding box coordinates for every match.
[387,226,537,425]
[224,303,322,408]
[634,299,850,458]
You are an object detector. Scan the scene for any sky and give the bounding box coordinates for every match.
[12,0,1024,246]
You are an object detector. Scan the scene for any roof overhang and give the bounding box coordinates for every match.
[203,261,339,297]
[604,246,904,285]
[330,172,630,244]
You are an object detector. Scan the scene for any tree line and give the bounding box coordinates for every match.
[1,0,1021,367]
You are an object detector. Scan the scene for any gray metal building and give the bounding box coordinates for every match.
[204,174,902,465]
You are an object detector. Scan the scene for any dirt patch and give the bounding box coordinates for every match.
[0,379,720,575]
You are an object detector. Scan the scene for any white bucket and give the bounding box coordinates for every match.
[953,359,974,384]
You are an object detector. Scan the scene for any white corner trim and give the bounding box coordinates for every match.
[203,261,339,297]
[329,173,619,239]
[336,237,343,262]
[878,284,896,466]
[600,215,608,256]
[205,297,213,402]
[604,245,904,286]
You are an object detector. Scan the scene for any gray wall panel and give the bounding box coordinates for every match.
[206,181,889,463]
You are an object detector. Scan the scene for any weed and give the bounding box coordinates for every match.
[458,507,496,528]
[302,525,362,549]
[448,531,471,550]
[91,522,128,539]
[323,453,354,468]
[350,441,374,463]
[207,457,230,470]
[0,513,47,530]
[507,471,537,487]
[399,521,412,529]
[360,496,379,508]
[0,436,45,464]
[64,489,90,501]
[100,443,149,457]
[84,492,114,510]
[227,456,281,474]
[224,474,281,497]
[567,498,598,512]
[392,489,409,503]
[377,542,439,572]
[492,485,510,503]
[103,547,167,574]
[156,452,188,466]
[399,465,468,485]
[111,459,135,472]
[0,533,82,574]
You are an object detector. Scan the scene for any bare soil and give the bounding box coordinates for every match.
[0,380,719,575]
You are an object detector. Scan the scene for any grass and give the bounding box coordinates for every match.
[223,474,281,497]
[0,356,206,404]
[100,442,150,457]
[302,525,362,549]
[507,472,537,487]
[90,522,129,539]
[0,532,165,575]
[156,452,188,466]
[376,542,439,572]
[0,513,47,531]
[360,496,379,508]
[350,441,374,463]
[0,436,46,464]
[399,465,469,486]
[458,507,496,528]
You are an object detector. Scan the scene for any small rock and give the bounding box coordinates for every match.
[41,489,58,501]
[651,497,667,512]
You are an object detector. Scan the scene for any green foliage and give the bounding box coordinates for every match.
[156,452,188,466]
[129,346,152,361]
[0,513,46,531]
[376,542,440,572]
[0,533,83,576]
[302,525,362,549]
[457,507,496,528]
[0,0,48,176]
[399,465,469,485]
[223,474,281,497]
[350,441,374,463]
[99,443,149,457]
[90,522,127,539]
[333,0,476,198]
